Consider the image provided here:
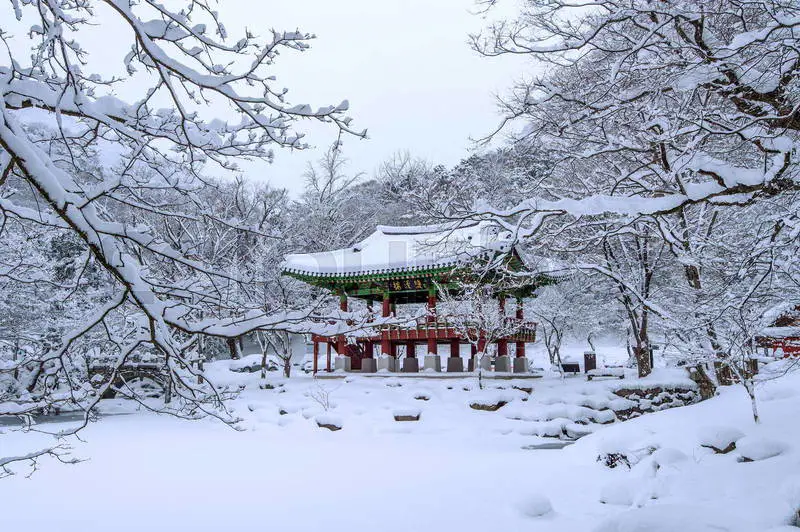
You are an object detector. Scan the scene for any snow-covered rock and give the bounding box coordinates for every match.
[698,426,745,454]
[468,389,525,411]
[315,414,343,431]
[393,407,421,421]
[736,436,788,462]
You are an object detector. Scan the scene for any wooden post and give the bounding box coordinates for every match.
[381,292,392,356]
[426,286,437,323]
[338,290,348,362]
[313,340,319,375]
[498,294,508,357]
[450,339,460,358]
[326,342,332,372]
[470,343,477,370]
[497,338,508,357]
[337,336,346,358]
[427,286,438,355]
[515,297,526,358]
[407,341,416,359]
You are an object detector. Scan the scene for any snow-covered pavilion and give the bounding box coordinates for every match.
[756,306,800,356]
[282,222,541,374]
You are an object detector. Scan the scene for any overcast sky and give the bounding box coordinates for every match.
[221,0,527,195]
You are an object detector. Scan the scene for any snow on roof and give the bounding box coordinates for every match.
[759,326,800,339]
[282,221,514,277]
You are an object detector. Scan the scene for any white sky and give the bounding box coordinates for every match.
[5,0,529,195]
[220,0,528,194]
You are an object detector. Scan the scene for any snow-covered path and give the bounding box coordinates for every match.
[1,367,798,532]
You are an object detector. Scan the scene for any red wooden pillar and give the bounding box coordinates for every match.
[326,342,332,372]
[497,295,508,357]
[450,339,460,358]
[497,339,508,357]
[382,296,391,317]
[427,287,438,355]
[381,292,392,356]
[337,291,347,356]
[515,297,526,358]
[312,339,319,375]
[406,341,416,360]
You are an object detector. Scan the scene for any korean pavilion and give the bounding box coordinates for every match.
[282,222,540,374]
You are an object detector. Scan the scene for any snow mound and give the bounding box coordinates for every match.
[698,426,745,453]
[650,447,689,470]
[599,479,636,506]
[761,386,797,402]
[594,504,744,532]
[737,436,788,462]
[516,494,554,518]
[276,402,303,415]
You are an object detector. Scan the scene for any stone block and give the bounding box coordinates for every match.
[361,358,377,373]
[494,356,511,372]
[446,357,464,373]
[513,357,529,373]
[423,355,442,372]
[334,356,351,372]
[377,357,396,372]
[403,357,420,373]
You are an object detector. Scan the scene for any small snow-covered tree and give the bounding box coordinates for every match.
[437,282,522,388]
[529,271,613,371]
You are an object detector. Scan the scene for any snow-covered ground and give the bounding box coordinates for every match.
[1,359,798,532]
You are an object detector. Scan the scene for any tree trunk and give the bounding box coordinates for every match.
[12,337,19,381]
[745,378,760,424]
[283,356,291,379]
[227,337,241,360]
[633,345,652,378]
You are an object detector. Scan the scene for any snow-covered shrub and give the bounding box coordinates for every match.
[597,438,658,469]
[597,452,632,470]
